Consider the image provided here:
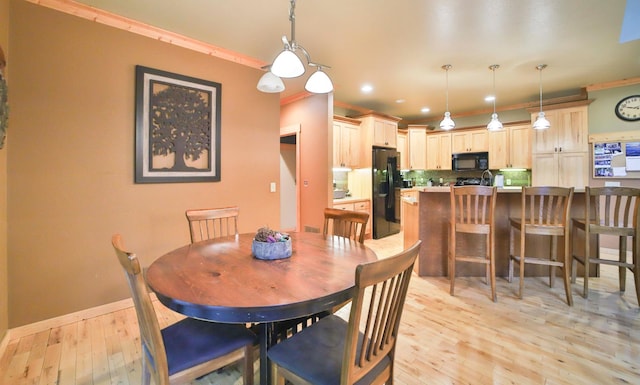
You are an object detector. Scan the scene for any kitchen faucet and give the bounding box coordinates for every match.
[481,169,493,186]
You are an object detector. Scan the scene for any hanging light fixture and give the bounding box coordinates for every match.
[532,64,551,130]
[487,64,503,131]
[257,68,285,93]
[439,64,455,131]
[263,0,333,93]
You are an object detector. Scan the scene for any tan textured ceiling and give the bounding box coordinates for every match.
[73,0,640,124]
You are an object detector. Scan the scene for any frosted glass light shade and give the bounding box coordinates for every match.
[271,49,305,78]
[304,69,333,93]
[439,111,455,130]
[532,111,551,130]
[487,113,503,131]
[257,71,285,93]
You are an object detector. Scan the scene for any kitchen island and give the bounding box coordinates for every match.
[404,187,596,278]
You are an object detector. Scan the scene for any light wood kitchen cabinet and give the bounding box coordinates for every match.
[451,129,489,153]
[397,130,408,169]
[426,132,452,170]
[356,112,402,167]
[529,102,591,188]
[407,125,427,170]
[332,116,361,168]
[488,123,531,169]
[374,119,398,148]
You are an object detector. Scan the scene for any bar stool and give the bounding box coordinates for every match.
[449,185,498,302]
[571,186,640,306]
[508,186,574,305]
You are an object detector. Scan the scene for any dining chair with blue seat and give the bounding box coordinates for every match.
[267,240,422,385]
[111,234,256,385]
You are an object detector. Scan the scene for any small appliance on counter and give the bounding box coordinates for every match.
[402,179,414,188]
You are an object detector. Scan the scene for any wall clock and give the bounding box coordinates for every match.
[614,95,640,121]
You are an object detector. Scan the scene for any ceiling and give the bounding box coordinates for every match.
[73,0,640,125]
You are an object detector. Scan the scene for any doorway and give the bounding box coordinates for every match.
[280,124,300,232]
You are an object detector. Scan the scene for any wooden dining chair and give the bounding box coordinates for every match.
[449,185,498,302]
[323,207,370,244]
[185,206,239,243]
[571,186,640,306]
[267,240,421,385]
[111,234,256,385]
[508,186,574,306]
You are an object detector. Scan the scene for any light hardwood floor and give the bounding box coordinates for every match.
[1,232,639,384]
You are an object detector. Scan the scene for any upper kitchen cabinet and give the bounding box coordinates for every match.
[529,101,592,188]
[333,116,362,169]
[426,132,452,170]
[488,123,531,169]
[397,130,408,169]
[356,112,402,167]
[451,129,489,153]
[407,125,428,170]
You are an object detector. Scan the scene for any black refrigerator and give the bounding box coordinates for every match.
[372,147,401,239]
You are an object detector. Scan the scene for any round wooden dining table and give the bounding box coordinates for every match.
[145,231,378,385]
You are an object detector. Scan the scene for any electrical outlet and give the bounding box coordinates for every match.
[506,178,512,186]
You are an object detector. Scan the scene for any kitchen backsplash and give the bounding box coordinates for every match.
[402,169,531,187]
[334,168,531,196]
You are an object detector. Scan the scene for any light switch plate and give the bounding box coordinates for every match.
[270,182,276,192]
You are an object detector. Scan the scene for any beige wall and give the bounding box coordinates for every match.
[0,0,9,339]
[7,0,281,327]
[280,94,333,233]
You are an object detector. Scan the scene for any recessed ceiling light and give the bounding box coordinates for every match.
[421,107,430,113]
[396,99,405,103]
[361,84,373,93]
[485,95,495,102]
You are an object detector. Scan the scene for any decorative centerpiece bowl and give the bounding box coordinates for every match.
[252,227,292,260]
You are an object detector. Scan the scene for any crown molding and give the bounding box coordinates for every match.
[26,0,266,69]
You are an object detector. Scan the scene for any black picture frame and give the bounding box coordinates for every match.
[135,65,221,183]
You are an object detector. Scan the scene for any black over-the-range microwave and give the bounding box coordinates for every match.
[451,152,489,171]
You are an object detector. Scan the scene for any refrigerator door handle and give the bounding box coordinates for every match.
[386,161,394,209]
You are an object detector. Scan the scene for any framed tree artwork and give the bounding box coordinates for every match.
[135,65,221,183]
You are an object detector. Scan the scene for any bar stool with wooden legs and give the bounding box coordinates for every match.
[449,185,498,302]
[509,186,574,306]
[571,186,640,306]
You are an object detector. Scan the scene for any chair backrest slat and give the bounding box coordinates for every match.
[323,207,370,244]
[522,186,573,227]
[588,187,640,229]
[343,240,421,384]
[450,186,496,230]
[186,206,239,243]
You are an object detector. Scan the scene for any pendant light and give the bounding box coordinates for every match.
[439,64,455,131]
[487,64,503,131]
[262,0,333,93]
[257,69,285,93]
[532,64,551,130]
